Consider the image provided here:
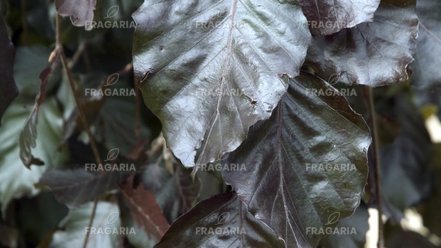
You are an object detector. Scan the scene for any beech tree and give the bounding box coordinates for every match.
[0,0,440,247]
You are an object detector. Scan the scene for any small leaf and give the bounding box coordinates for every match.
[19,65,55,168]
[120,176,170,240]
[55,0,97,30]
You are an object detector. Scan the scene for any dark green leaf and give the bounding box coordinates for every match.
[132,0,311,167]
[0,98,68,215]
[51,202,122,248]
[222,73,371,247]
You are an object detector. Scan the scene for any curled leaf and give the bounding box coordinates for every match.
[19,63,57,168]
[55,0,97,30]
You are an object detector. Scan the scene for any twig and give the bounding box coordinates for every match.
[68,41,87,69]
[55,15,102,248]
[366,87,385,248]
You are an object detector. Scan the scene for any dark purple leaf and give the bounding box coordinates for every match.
[412,0,441,88]
[222,73,371,247]
[120,176,170,240]
[306,0,418,86]
[55,0,97,30]
[319,205,369,247]
[132,0,311,167]
[298,0,380,35]
[380,96,432,210]
[156,192,285,248]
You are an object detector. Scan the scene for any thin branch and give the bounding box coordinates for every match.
[68,41,87,69]
[366,86,385,248]
[55,15,102,248]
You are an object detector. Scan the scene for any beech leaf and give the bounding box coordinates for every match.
[120,177,170,241]
[132,0,311,167]
[55,0,97,30]
[222,73,371,247]
[412,0,441,88]
[306,0,418,86]
[156,192,285,248]
[51,202,122,248]
[298,0,380,35]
